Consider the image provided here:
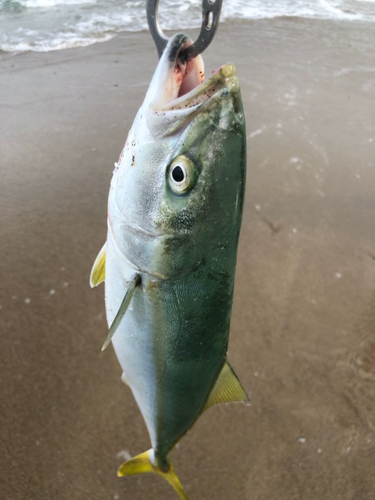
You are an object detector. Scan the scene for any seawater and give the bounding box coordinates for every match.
[1,0,375,53]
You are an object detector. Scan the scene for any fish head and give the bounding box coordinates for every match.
[109,33,246,279]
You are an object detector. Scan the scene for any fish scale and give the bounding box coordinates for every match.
[90,32,248,499]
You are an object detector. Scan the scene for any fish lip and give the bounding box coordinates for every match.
[159,63,237,112]
[150,33,237,112]
[165,32,190,66]
[149,71,240,138]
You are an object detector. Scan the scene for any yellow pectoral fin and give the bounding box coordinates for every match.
[118,450,188,500]
[203,361,250,412]
[90,243,106,288]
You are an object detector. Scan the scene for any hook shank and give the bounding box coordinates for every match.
[146,0,169,59]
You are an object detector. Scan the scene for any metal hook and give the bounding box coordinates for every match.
[146,0,223,61]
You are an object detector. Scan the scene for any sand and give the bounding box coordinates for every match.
[1,17,375,500]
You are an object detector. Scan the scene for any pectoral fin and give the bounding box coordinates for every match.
[90,243,106,288]
[121,373,130,386]
[101,274,141,351]
[203,361,249,412]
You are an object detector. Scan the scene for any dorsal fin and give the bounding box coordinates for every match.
[203,361,249,412]
[101,274,141,351]
[90,243,106,288]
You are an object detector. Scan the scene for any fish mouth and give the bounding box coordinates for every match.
[150,33,237,114]
[162,63,237,111]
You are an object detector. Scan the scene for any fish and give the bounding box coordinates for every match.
[90,32,248,499]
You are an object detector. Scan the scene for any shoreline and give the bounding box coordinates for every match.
[1,16,375,500]
[1,14,375,58]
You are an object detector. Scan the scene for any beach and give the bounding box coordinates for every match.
[1,17,375,499]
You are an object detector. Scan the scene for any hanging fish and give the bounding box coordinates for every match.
[90,31,248,499]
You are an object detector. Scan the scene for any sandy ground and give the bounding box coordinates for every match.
[1,18,375,500]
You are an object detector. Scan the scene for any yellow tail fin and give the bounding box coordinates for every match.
[117,449,188,500]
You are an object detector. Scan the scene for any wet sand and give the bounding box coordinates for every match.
[1,18,375,500]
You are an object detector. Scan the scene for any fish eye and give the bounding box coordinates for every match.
[168,155,198,194]
[172,165,184,183]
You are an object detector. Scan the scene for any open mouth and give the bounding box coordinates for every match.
[153,36,237,112]
[166,62,237,111]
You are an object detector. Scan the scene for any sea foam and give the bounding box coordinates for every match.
[0,0,374,53]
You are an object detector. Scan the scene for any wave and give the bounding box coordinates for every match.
[24,0,96,6]
[1,0,374,53]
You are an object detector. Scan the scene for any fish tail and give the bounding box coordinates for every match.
[117,449,188,500]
